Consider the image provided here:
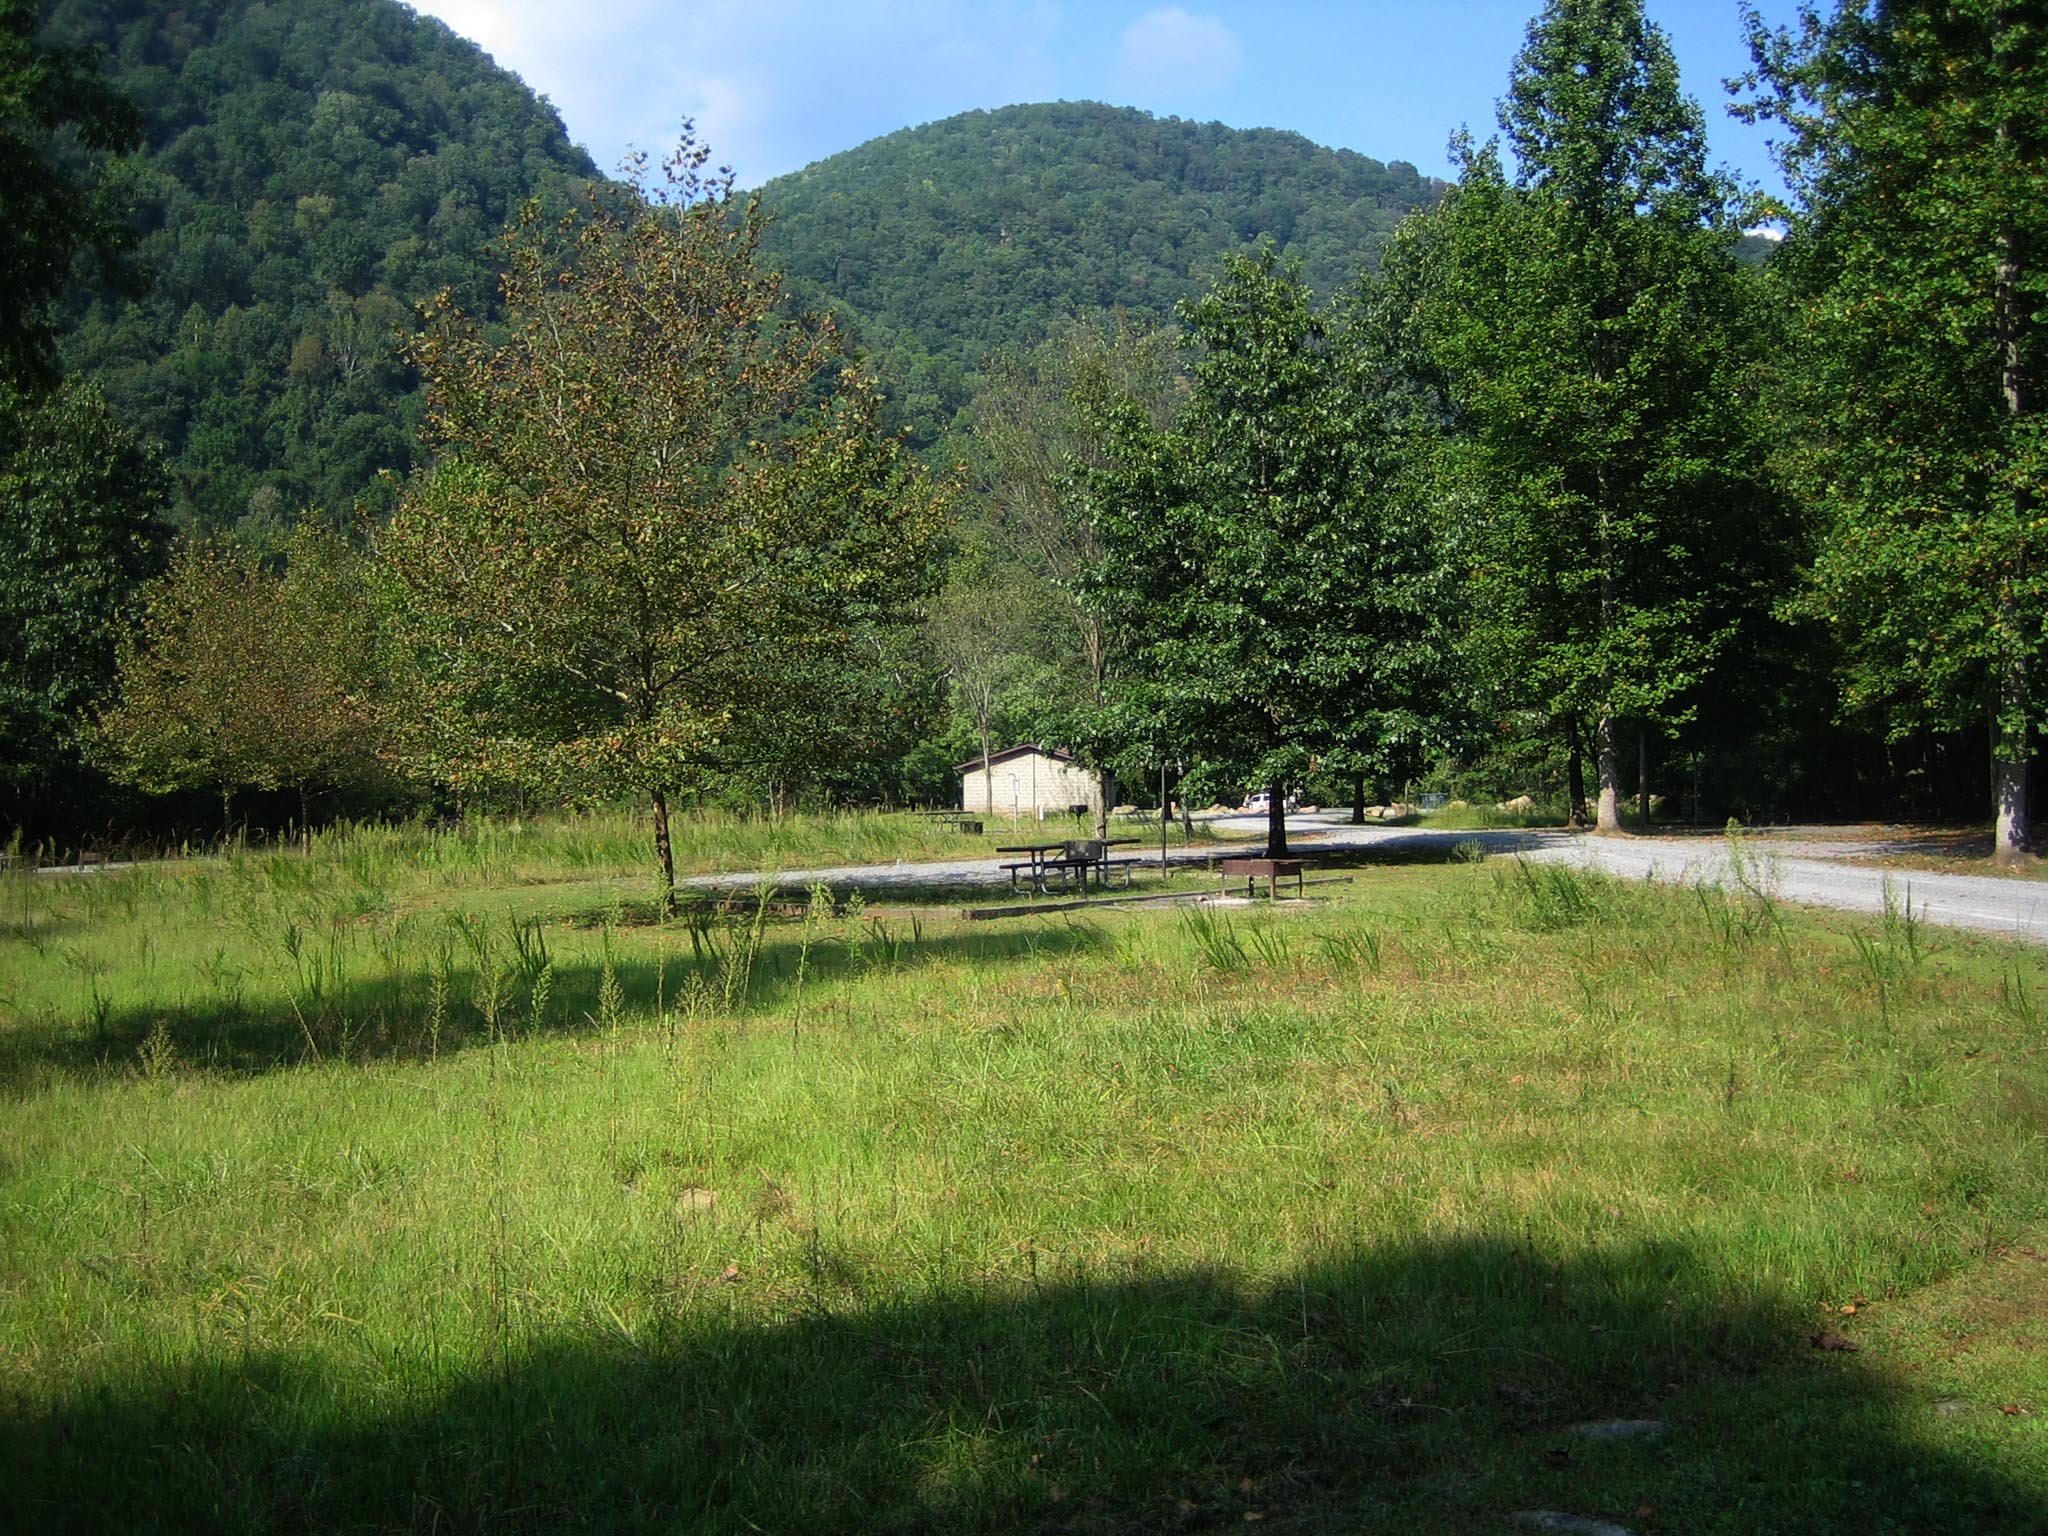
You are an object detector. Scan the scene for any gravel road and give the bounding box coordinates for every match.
[691,813,2048,945]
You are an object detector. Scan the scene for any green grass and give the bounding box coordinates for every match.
[3,819,2046,1533]
[1415,803,1567,831]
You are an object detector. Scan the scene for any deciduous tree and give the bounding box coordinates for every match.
[0,377,166,833]
[1742,0,2047,860]
[380,134,946,911]
[0,0,140,389]
[1089,248,1450,857]
[97,528,389,829]
[1415,0,1773,831]
[967,315,1184,832]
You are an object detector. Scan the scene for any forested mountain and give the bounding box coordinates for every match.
[41,0,596,528]
[32,3,1447,516]
[757,102,1446,431]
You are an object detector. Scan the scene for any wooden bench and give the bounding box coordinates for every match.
[1218,856,1306,900]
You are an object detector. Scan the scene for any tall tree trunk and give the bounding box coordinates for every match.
[1996,659,2029,864]
[1351,771,1366,825]
[1994,219,2032,864]
[1096,769,1113,841]
[1267,780,1288,858]
[1159,763,1173,873]
[980,724,994,817]
[1594,465,1622,832]
[1564,714,1588,827]
[1637,727,1651,832]
[1595,709,1622,832]
[650,786,678,918]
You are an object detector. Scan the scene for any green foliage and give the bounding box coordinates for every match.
[5,833,2048,1529]
[1741,0,2048,852]
[0,0,141,387]
[1088,249,1454,852]
[759,102,1444,440]
[927,545,1060,803]
[95,526,391,821]
[380,137,948,903]
[953,315,1186,807]
[41,0,597,527]
[0,376,167,831]
[1412,0,1784,829]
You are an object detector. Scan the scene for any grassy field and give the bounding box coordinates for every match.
[3,813,2045,1533]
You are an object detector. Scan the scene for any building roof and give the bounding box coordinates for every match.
[953,742,1079,774]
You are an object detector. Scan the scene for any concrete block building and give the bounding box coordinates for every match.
[957,744,1100,819]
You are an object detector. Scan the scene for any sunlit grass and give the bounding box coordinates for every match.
[3,823,2045,1531]
[1415,801,1568,830]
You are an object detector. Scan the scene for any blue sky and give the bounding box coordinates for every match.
[411,1,1801,203]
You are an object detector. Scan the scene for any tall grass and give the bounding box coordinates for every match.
[1416,801,1567,830]
[3,819,2046,1531]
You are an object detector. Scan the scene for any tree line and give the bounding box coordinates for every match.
[3,0,2043,882]
[934,0,2043,863]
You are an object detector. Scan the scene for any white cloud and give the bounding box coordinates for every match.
[1114,6,1242,97]
[410,0,536,54]
[413,1,1062,186]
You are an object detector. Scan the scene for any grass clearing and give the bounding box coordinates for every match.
[3,816,2046,1532]
[1415,803,1568,831]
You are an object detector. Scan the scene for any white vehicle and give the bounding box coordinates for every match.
[1241,791,1298,815]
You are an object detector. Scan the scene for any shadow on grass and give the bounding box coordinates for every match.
[9,1235,2038,1534]
[0,917,1113,1088]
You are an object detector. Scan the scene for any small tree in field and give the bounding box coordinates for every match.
[380,134,946,912]
[98,529,387,829]
[1088,249,1451,858]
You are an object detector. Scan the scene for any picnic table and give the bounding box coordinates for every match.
[908,809,985,833]
[1217,856,1306,900]
[998,838,1141,894]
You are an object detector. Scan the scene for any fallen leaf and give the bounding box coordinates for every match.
[719,1263,741,1283]
[2001,1404,2022,1416]
[1840,1303,1858,1316]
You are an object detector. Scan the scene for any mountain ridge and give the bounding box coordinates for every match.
[44,0,598,528]
[755,100,1446,435]
[37,8,1450,498]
